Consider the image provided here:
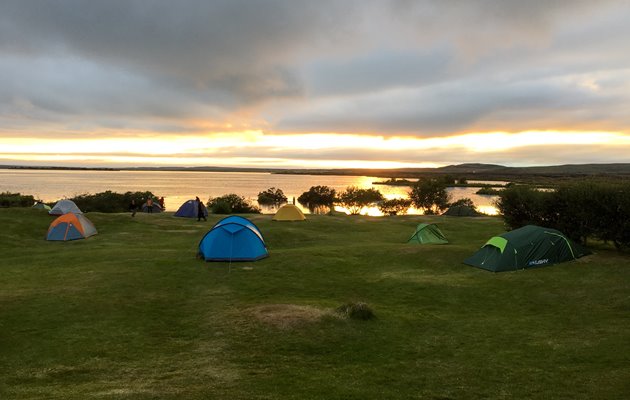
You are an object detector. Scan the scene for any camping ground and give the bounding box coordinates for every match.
[0,208,628,399]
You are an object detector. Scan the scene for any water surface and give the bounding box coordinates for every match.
[0,169,499,215]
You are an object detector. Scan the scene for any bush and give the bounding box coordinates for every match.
[0,192,37,208]
[69,191,157,213]
[298,186,337,212]
[207,194,261,214]
[497,180,630,249]
[408,179,450,215]
[210,200,233,214]
[378,198,412,216]
[336,302,376,320]
[476,185,502,195]
[553,181,630,248]
[495,185,555,230]
[450,197,476,208]
[337,186,384,215]
[257,187,287,207]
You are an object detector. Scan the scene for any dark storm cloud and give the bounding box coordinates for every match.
[0,0,629,143]
[0,0,352,129]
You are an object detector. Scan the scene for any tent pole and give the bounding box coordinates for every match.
[228,234,234,273]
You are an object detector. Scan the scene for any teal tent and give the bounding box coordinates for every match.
[443,205,481,216]
[464,225,589,272]
[407,223,448,244]
[198,216,268,262]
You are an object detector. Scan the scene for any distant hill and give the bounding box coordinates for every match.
[436,163,507,174]
[3,163,630,182]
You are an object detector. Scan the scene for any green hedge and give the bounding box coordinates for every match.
[207,194,261,214]
[69,191,158,213]
[496,180,630,249]
[0,192,37,208]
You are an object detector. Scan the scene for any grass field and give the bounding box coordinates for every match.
[1,208,628,399]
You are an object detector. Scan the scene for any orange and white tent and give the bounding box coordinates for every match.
[46,213,97,241]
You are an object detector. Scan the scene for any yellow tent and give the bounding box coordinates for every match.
[272,204,306,221]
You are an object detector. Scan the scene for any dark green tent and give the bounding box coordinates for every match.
[407,223,448,244]
[464,225,589,272]
[442,205,481,216]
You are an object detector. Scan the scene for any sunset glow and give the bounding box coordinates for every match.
[1,130,628,168]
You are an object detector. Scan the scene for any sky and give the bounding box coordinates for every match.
[1,0,629,169]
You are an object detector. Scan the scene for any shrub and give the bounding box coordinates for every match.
[257,187,287,207]
[378,198,412,216]
[337,186,384,215]
[68,191,156,213]
[439,175,456,185]
[408,179,450,215]
[449,197,476,208]
[209,199,233,214]
[298,186,337,211]
[207,194,261,214]
[336,302,376,321]
[476,185,502,195]
[497,180,630,249]
[495,185,555,230]
[0,192,37,208]
[553,180,630,248]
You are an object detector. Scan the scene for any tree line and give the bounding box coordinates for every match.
[204,179,455,216]
[496,180,630,249]
[1,179,457,216]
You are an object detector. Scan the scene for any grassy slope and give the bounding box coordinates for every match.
[0,209,628,399]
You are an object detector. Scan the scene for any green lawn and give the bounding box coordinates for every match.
[1,208,628,399]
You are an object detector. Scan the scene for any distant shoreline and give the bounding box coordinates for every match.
[2,163,630,184]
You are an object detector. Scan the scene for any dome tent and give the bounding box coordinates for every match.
[141,200,163,213]
[272,204,305,221]
[174,199,208,218]
[47,213,97,241]
[407,223,448,244]
[464,225,589,272]
[198,216,268,262]
[49,199,82,215]
[32,202,52,211]
[442,205,481,217]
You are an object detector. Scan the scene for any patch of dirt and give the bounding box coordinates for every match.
[248,304,331,329]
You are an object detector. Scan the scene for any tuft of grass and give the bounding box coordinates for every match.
[336,302,376,320]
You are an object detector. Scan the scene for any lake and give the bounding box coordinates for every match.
[0,169,500,215]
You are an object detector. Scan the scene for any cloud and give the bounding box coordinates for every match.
[276,72,630,135]
[0,0,629,165]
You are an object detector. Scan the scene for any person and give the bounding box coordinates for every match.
[196,196,206,221]
[158,197,165,210]
[129,199,137,217]
[146,197,154,213]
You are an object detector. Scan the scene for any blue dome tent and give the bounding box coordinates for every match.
[174,199,208,218]
[198,216,268,262]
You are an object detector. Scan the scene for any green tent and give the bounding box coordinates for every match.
[407,223,448,244]
[32,202,51,211]
[442,205,481,216]
[464,225,589,272]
